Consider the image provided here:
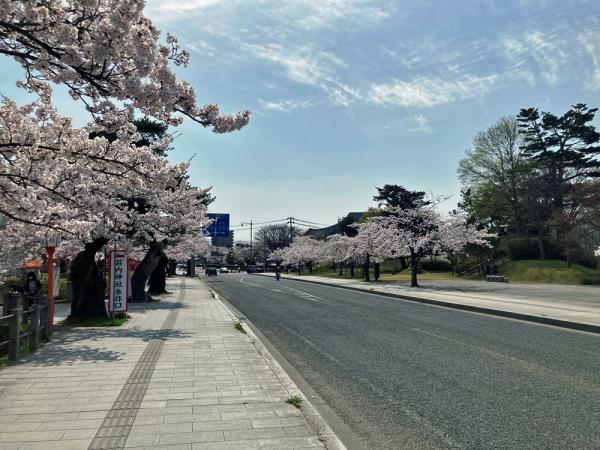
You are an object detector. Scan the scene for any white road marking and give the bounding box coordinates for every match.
[236,277,337,306]
[279,284,338,306]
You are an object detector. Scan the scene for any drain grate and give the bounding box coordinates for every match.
[88,283,186,450]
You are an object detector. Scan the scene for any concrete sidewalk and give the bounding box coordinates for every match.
[257,273,600,333]
[0,277,342,449]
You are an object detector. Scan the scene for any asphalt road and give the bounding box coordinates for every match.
[206,273,600,450]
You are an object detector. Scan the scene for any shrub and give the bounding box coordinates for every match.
[581,273,600,285]
[574,254,598,269]
[419,259,452,272]
[504,238,565,260]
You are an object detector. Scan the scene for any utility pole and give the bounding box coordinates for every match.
[242,220,253,247]
[288,217,294,242]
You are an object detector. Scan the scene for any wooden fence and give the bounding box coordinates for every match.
[0,294,50,361]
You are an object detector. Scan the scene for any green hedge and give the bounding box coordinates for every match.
[419,259,452,272]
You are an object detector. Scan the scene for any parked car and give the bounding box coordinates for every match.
[206,267,218,276]
[219,267,230,273]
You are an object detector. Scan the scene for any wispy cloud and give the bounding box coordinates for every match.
[147,0,230,15]
[244,43,362,106]
[366,74,499,108]
[579,31,600,90]
[244,43,343,86]
[288,0,392,30]
[259,98,315,112]
[503,31,567,86]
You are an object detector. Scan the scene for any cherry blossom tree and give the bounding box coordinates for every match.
[351,220,393,281]
[371,206,493,287]
[0,0,249,131]
[322,234,352,276]
[1,1,249,317]
[0,96,213,316]
[272,236,325,274]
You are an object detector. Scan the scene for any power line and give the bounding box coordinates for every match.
[230,218,288,228]
[293,218,329,227]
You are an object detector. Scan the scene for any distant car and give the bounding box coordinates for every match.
[219,267,229,273]
[206,268,218,276]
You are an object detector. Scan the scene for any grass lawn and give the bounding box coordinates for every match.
[499,260,600,285]
[378,271,455,282]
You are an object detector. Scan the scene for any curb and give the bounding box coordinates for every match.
[203,279,361,450]
[255,274,600,335]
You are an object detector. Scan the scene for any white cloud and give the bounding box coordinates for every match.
[412,114,430,132]
[579,32,600,90]
[503,31,567,86]
[245,43,361,106]
[259,99,314,112]
[146,0,230,16]
[186,40,218,58]
[290,0,392,30]
[245,43,342,86]
[367,74,498,108]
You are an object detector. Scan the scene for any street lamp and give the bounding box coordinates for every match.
[44,234,60,331]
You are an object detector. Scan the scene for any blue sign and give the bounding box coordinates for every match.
[206,213,230,237]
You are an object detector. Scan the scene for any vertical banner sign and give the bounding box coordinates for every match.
[109,250,128,313]
[52,264,61,299]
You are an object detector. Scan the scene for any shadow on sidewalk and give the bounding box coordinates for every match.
[18,297,191,367]
[24,326,190,367]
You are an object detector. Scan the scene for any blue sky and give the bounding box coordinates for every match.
[2,0,599,241]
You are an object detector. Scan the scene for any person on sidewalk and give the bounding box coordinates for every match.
[22,271,42,297]
[21,271,42,314]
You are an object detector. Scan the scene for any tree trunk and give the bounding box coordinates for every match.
[537,230,546,260]
[131,241,165,302]
[308,262,313,274]
[168,260,177,276]
[364,255,370,282]
[350,262,355,278]
[400,256,408,271]
[374,262,380,281]
[339,263,343,276]
[410,252,419,287]
[70,237,108,319]
[148,254,168,294]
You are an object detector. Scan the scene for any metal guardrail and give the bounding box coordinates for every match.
[0,293,50,362]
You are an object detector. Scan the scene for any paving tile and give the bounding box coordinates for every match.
[0,430,65,442]
[224,427,286,441]
[0,444,21,450]
[17,439,92,450]
[283,425,316,437]
[251,417,307,429]
[62,427,98,439]
[130,423,192,436]
[191,419,252,432]
[192,440,259,450]
[257,436,323,448]
[124,434,161,447]
[158,431,224,445]
[0,422,41,432]
[37,418,103,430]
